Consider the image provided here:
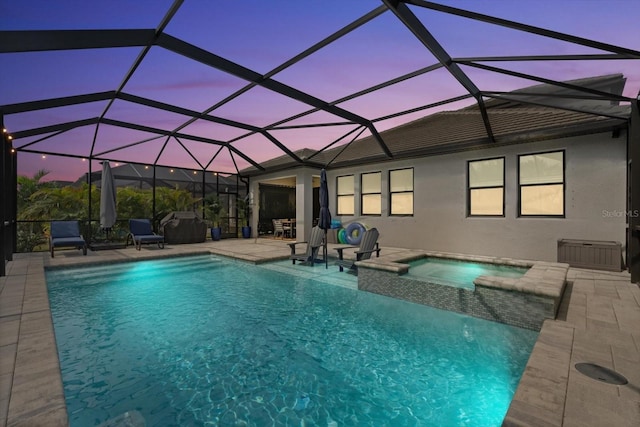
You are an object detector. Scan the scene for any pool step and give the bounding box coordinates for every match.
[47,255,222,287]
[257,262,358,290]
[47,256,358,291]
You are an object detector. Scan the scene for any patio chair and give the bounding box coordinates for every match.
[273,219,285,239]
[283,219,294,238]
[335,227,380,274]
[49,220,87,258]
[126,219,165,250]
[288,226,324,266]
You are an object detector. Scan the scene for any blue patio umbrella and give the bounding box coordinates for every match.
[100,161,117,239]
[319,169,331,268]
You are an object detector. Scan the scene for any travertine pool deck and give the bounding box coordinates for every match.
[1,239,639,426]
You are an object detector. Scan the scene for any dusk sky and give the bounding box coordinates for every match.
[2,0,639,181]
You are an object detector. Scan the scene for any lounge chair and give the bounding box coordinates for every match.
[335,227,380,274]
[126,219,165,250]
[288,226,324,265]
[49,220,87,258]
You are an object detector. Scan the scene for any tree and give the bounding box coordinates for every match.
[17,169,52,218]
[154,186,200,223]
[204,194,223,227]
[21,183,96,220]
[117,186,152,219]
[16,170,54,252]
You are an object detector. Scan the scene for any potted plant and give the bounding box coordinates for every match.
[237,196,251,238]
[204,194,224,241]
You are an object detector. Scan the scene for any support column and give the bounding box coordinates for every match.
[295,169,314,240]
[629,93,640,283]
[1,114,14,275]
[11,136,17,254]
[87,159,92,243]
[152,166,157,231]
[0,115,6,276]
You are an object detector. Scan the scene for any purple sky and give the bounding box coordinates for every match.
[2,0,639,181]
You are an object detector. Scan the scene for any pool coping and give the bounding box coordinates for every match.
[1,240,638,426]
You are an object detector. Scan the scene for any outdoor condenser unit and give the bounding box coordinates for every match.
[557,239,623,272]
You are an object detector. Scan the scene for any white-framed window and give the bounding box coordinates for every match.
[389,168,413,215]
[468,157,504,216]
[518,150,565,217]
[361,171,382,215]
[336,175,354,215]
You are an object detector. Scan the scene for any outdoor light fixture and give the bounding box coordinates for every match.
[42,155,46,159]
[170,169,174,173]
[144,166,149,169]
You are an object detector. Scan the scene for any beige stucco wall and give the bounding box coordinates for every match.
[325,131,627,263]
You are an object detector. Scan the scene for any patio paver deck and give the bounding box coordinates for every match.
[1,239,639,426]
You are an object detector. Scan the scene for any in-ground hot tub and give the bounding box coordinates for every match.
[356,251,568,331]
[403,256,529,289]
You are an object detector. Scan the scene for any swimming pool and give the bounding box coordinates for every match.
[47,255,537,426]
[405,257,528,289]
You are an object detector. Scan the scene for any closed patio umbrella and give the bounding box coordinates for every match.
[318,169,331,268]
[100,161,117,240]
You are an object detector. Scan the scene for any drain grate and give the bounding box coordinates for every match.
[575,363,628,385]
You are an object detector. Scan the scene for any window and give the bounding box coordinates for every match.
[468,157,504,216]
[361,172,382,215]
[519,150,564,216]
[390,168,413,215]
[336,175,354,215]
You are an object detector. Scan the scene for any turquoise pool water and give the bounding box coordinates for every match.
[405,257,528,289]
[47,255,537,427]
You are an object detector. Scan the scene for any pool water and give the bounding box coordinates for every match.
[47,255,537,427]
[405,257,529,289]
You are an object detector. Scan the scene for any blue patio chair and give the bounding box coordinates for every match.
[49,220,87,258]
[335,227,380,274]
[288,226,324,266]
[127,219,165,250]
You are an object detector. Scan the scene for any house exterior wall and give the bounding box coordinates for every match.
[326,131,627,263]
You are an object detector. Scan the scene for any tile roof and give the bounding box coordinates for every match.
[242,104,629,175]
[472,73,628,110]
